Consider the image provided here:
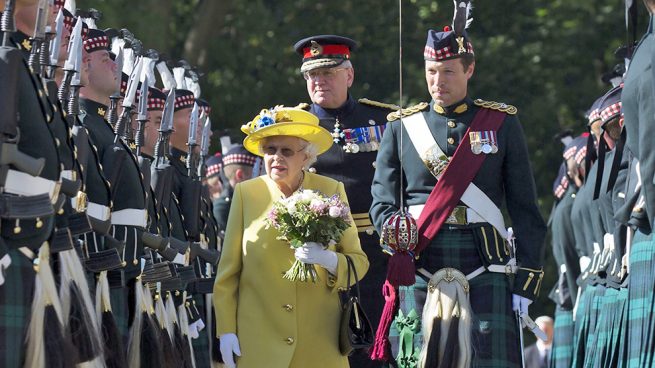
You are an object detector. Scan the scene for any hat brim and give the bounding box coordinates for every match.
[243,122,334,157]
[300,58,345,73]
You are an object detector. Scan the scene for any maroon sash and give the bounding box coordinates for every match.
[415,108,506,253]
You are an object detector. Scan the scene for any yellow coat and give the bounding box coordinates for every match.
[213,172,369,368]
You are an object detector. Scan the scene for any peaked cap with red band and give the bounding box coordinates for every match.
[293,35,357,73]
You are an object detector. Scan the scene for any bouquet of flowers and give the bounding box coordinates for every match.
[266,189,352,282]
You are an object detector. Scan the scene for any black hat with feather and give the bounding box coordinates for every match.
[424,0,474,61]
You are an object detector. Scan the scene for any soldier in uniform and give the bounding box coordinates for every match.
[369,6,546,367]
[0,1,62,366]
[79,28,148,339]
[293,35,398,366]
[213,144,257,234]
[620,2,655,364]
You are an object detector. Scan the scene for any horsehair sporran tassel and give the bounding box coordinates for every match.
[95,271,127,368]
[25,242,76,368]
[58,249,103,363]
[140,285,163,368]
[178,295,197,368]
[419,270,472,368]
[127,277,146,367]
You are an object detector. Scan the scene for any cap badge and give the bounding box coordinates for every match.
[456,36,466,54]
[310,41,323,56]
[97,107,106,116]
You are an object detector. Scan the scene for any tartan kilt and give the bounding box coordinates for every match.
[192,294,210,368]
[571,284,595,368]
[109,283,131,346]
[609,288,629,368]
[0,248,36,368]
[389,228,521,368]
[627,230,655,368]
[551,306,574,368]
[590,287,621,368]
[583,285,606,366]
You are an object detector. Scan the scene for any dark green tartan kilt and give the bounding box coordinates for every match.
[627,230,655,368]
[571,284,595,368]
[583,285,606,366]
[608,288,629,368]
[590,287,625,368]
[388,228,521,368]
[109,282,131,347]
[191,294,210,368]
[551,306,574,368]
[0,248,35,368]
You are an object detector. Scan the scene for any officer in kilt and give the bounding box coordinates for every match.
[620,1,655,365]
[369,2,546,367]
[292,34,398,367]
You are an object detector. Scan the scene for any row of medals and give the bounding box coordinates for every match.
[332,119,380,153]
[470,132,499,155]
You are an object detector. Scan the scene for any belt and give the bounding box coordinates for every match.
[408,205,487,225]
[111,208,147,228]
[4,169,60,201]
[417,258,517,282]
[87,202,111,221]
[352,212,375,234]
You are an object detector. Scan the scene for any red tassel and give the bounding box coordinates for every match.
[370,281,398,362]
[386,252,416,287]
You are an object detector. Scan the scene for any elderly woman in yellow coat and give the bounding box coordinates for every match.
[213,107,369,368]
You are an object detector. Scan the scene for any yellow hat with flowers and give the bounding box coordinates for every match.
[241,106,333,156]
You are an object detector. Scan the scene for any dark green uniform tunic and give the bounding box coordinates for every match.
[621,15,655,368]
[370,98,546,367]
[306,95,396,367]
[0,32,61,368]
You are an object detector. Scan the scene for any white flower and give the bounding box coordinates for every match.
[329,206,341,218]
[301,190,316,201]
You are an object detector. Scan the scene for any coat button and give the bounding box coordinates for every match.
[447,137,455,145]
[283,304,294,311]
[447,120,456,128]
[285,337,294,345]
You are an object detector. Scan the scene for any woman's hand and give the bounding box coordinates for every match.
[294,242,338,274]
[219,333,241,368]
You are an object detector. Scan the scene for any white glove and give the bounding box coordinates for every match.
[0,254,11,286]
[219,333,241,368]
[294,242,338,274]
[512,294,532,315]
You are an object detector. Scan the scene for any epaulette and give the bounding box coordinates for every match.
[358,98,400,111]
[386,102,429,122]
[474,99,518,115]
[294,102,311,111]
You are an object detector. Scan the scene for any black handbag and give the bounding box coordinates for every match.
[339,255,374,356]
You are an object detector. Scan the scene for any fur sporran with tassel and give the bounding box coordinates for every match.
[419,268,472,368]
[95,271,127,368]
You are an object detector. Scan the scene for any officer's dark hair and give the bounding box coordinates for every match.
[460,54,475,71]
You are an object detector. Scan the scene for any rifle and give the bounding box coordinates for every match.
[197,113,211,178]
[186,102,199,178]
[113,56,142,144]
[57,17,82,103]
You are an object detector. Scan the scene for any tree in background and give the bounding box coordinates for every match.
[84,0,646,330]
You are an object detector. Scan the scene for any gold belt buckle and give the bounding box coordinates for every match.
[75,191,88,212]
[445,206,468,225]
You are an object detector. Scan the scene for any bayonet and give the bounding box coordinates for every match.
[113,56,142,143]
[197,114,211,178]
[57,17,82,103]
[28,0,48,73]
[154,88,175,167]
[186,102,199,177]
[47,8,64,78]
[107,47,123,127]
[134,75,149,156]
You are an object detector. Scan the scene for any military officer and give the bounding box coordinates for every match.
[213,144,257,234]
[293,35,398,366]
[369,5,546,366]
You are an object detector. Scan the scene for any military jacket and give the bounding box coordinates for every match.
[169,148,201,241]
[306,95,396,215]
[623,15,655,228]
[550,185,581,307]
[570,161,601,258]
[370,97,546,299]
[1,32,60,246]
